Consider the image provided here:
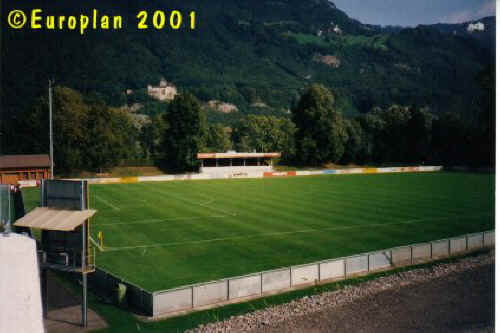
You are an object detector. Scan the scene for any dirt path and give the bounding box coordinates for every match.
[192,253,494,332]
[258,264,494,333]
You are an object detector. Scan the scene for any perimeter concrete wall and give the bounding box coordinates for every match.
[91,230,493,318]
[319,259,345,281]
[391,246,411,265]
[467,233,484,249]
[484,231,495,247]
[262,268,291,293]
[346,255,369,275]
[450,237,467,254]
[228,274,261,299]
[411,243,431,262]
[193,281,228,307]
[24,166,442,188]
[431,240,449,258]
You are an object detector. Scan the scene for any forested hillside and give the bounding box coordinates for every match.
[1,0,495,169]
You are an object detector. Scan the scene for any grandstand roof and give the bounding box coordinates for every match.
[0,154,51,169]
[197,152,281,159]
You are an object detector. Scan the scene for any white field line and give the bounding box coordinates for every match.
[95,195,121,211]
[89,236,104,252]
[103,212,493,252]
[141,183,239,217]
[97,215,228,226]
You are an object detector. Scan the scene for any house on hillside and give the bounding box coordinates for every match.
[147,79,178,101]
[0,154,51,185]
[467,22,485,33]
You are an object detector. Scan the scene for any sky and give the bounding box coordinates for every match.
[332,0,496,27]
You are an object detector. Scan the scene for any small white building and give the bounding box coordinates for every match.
[147,79,178,101]
[467,22,485,33]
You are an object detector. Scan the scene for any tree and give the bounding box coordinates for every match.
[160,93,206,172]
[29,86,89,173]
[406,107,433,163]
[292,85,347,166]
[202,124,232,153]
[431,112,468,165]
[231,115,296,161]
[139,114,166,160]
[341,119,365,164]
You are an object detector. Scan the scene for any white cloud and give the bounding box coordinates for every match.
[442,0,495,24]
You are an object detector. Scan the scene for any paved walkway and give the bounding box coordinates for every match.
[43,271,107,333]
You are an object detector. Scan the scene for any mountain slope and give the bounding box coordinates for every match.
[1,0,494,128]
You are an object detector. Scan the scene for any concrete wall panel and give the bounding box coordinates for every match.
[431,240,449,258]
[467,234,483,250]
[320,259,345,281]
[484,231,494,247]
[391,246,411,265]
[292,264,319,286]
[193,281,228,307]
[154,287,192,315]
[450,237,467,254]
[369,251,391,271]
[262,269,291,293]
[346,255,368,275]
[229,274,261,299]
[412,244,431,261]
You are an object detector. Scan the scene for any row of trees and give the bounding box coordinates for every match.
[153,83,493,171]
[26,87,137,173]
[12,80,493,175]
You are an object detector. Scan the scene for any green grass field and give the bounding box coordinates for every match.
[23,172,494,292]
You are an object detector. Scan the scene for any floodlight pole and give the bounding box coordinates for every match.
[48,80,54,179]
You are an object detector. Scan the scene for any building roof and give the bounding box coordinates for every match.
[197,152,281,159]
[14,207,96,231]
[0,154,51,169]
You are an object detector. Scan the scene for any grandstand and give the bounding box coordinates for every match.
[198,152,280,177]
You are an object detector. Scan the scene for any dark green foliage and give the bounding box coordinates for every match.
[1,0,493,143]
[24,87,137,174]
[160,93,206,172]
[202,124,232,153]
[340,119,365,164]
[87,104,137,172]
[292,85,347,165]
[139,115,167,161]
[232,115,296,160]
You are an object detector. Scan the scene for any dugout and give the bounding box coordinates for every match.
[198,152,281,176]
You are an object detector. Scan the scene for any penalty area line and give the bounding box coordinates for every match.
[95,195,121,211]
[96,215,228,226]
[103,212,492,252]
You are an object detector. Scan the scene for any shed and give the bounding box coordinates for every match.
[0,154,51,185]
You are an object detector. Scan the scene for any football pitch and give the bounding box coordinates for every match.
[23,172,494,292]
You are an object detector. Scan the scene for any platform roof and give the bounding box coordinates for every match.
[14,207,96,231]
[197,152,281,159]
[0,154,51,169]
